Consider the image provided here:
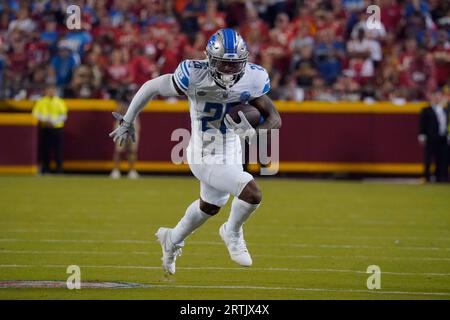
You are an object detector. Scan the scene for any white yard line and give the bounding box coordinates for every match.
[145,284,450,297]
[189,240,450,252]
[2,220,449,231]
[0,264,449,277]
[0,238,148,244]
[3,229,450,242]
[1,238,450,252]
[1,249,450,262]
[1,229,140,235]
[0,278,448,297]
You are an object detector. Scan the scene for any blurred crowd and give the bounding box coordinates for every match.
[0,0,449,102]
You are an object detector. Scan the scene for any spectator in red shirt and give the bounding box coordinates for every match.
[240,5,269,42]
[116,18,139,48]
[224,0,247,28]
[130,46,159,87]
[184,32,207,60]
[92,13,118,43]
[399,38,437,99]
[244,26,264,65]
[106,48,132,102]
[380,0,404,33]
[159,34,182,75]
[6,29,29,97]
[291,6,316,36]
[431,30,450,87]
[261,13,292,77]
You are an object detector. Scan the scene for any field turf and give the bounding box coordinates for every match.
[0,175,449,299]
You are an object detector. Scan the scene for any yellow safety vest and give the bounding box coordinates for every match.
[32,96,68,129]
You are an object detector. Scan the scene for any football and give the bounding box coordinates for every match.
[228,103,261,128]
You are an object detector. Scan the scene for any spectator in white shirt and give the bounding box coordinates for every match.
[346,29,382,83]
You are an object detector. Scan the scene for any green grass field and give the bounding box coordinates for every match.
[0,175,449,299]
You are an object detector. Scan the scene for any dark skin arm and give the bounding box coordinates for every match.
[249,94,282,131]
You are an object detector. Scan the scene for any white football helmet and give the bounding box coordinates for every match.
[206,28,249,89]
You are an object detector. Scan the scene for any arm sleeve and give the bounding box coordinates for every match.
[123,73,179,123]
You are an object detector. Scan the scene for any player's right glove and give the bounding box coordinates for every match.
[109,112,135,146]
[224,111,256,141]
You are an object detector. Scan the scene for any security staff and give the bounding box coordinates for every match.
[418,90,449,182]
[32,85,68,173]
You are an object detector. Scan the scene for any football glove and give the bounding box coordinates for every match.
[109,112,135,146]
[224,111,256,140]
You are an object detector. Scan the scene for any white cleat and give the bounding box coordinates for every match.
[110,169,121,179]
[128,170,139,179]
[155,227,183,275]
[219,223,252,267]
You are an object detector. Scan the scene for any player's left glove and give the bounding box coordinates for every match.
[108,112,135,146]
[224,111,256,141]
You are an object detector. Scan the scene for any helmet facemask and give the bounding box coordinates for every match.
[205,29,249,90]
[207,53,247,89]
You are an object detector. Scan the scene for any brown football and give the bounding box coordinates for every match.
[228,104,261,128]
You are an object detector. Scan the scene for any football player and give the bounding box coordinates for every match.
[110,28,281,274]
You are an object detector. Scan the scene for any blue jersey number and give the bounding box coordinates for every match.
[201,102,238,134]
[249,63,265,71]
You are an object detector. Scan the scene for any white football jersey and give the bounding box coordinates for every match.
[173,59,270,163]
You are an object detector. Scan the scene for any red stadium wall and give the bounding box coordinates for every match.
[0,113,38,174]
[1,100,428,175]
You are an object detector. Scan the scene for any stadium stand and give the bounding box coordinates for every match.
[0,0,449,102]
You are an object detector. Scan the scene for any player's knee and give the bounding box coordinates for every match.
[239,180,262,204]
[199,199,221,216]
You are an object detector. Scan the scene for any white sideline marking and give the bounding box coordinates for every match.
[253,253,450,262]
[252,222,450,229]
[0,264,449,277]
[147,284,450,297]
[1,249,450,262]
[4,229,450,242]
[3,220,449,231]
[189,240,450,252]
[0,239,148,244]
[0,265,450,296]
[2,229,139,235]
[245,233,450,242]
[0,238,449,251]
